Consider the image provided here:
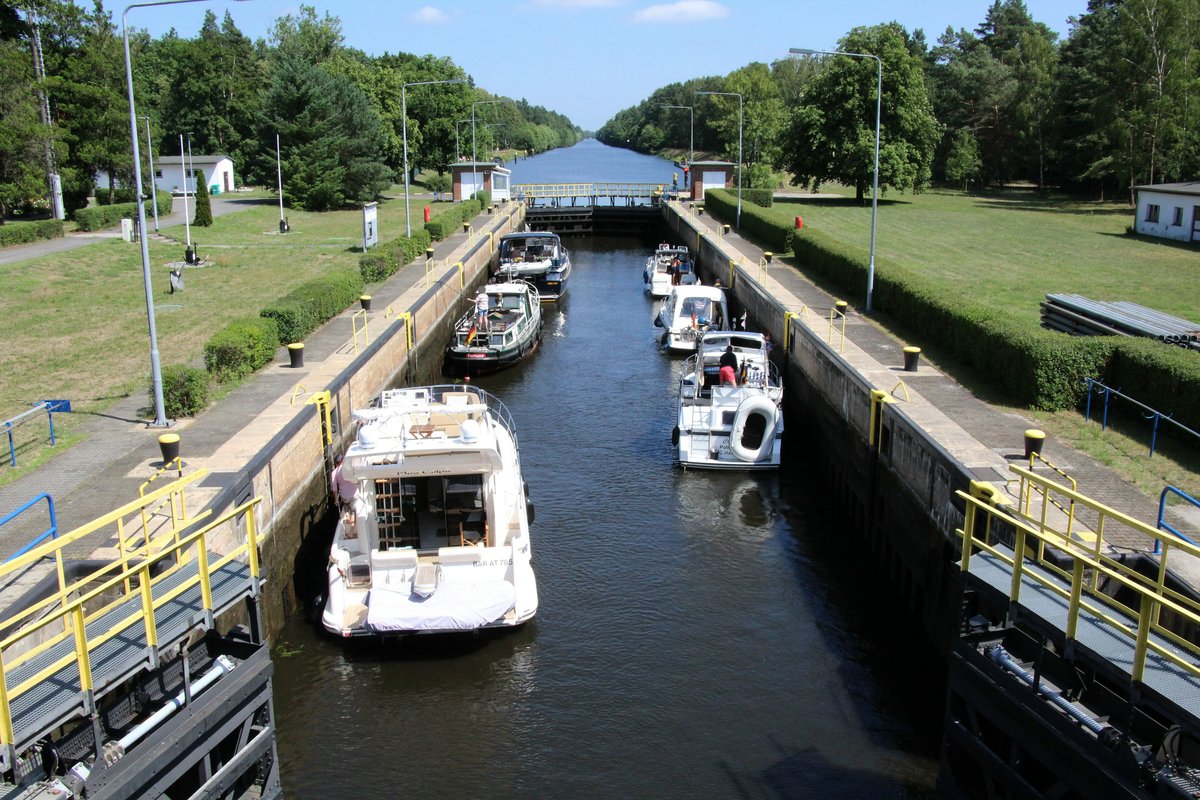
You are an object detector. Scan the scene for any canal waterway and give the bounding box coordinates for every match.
[272,141,943,798]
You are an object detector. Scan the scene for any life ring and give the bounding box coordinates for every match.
[730,396,776,463]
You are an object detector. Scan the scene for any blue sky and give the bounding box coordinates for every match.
[129,0,1089,131]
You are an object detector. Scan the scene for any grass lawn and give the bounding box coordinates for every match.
[0,194,456,485]
[767,188,1199,323]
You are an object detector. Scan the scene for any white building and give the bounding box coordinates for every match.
[154,155,237,196]
[1133,182,1200,243]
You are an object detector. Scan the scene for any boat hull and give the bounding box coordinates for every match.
[444,332,541,376]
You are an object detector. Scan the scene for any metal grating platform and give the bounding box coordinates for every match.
[968,548,1200,726]
[4,557,253,756]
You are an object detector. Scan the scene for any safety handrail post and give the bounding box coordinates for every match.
[139,561,159,668]
[70,605,94,698]
[1066,559,1085,643]
[961,499,978,572]
[1009,526,1027,608]
[0,649,14,760]
[1133,595,1153,682]
[245,504,261,590]
[197,536,214,628]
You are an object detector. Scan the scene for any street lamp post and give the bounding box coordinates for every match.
[275,132,285,231]
[140,115,158,232]
[178,133,190,251]
[659,104,694,166]
[456,119,471,161]
[471,100,502,205]
[185,131,195,255]
[790,47,881,312]
[695,91,742,228]
[124,0,249,428]
[402,78,464,236]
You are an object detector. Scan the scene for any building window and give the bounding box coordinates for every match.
[1173,207,1183,226]
[154,169,162,179]
[1145,204,1160,223]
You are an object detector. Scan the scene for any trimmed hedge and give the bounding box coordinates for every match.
[260,269,365,344]
[203,317,280,383]
[358,227,434,283]
[159,364,210,418]
[742,188,773,208]
[697,198,1200,420]
[425,199,482,241]
[0,219,65,247]
[472,189,491,209]
[707,189,794,254]
[74,194,174,231]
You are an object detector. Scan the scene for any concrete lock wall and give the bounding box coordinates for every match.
[664,206,972,653]
[205,205,523,640]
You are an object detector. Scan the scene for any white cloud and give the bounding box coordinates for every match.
[529,0,627,7]
[412,6,452,23]
[633,0,729,23]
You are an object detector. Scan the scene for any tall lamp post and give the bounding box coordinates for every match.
[178,133,190,252]
[471,99,502,204]
[695,90,742,228]
[275,132,285,231]
[125,0,249,427]
[790,47,881,313]
[402,78,464,236]
[140,115,158,232]
[659,104,694,166]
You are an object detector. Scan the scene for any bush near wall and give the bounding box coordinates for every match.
[260,270,365,344]
[742,188,773,208]
[158,364,210,418]
[203,317,280,383]
[708,189,793,254]
[425,199,481,241]
[696,199,1200,420]
[0,219,65,247]
[73,195,174,231]
[358,227,434,283]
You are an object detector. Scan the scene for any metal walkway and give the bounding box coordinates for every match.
[958,465,1200,733]
[0,469,262,773]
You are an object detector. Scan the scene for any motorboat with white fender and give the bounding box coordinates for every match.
[674,331,783,470]
[495,231,571,301]
[643,243,694,297]
[654,284,729,354]
[444,279,542,375]
[321,386,538,637]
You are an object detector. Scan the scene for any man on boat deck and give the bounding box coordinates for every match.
[719,345,739,386]
[331,453,357,512]
[474,292,490,331]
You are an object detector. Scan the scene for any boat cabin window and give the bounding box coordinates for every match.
[374,474,487,551]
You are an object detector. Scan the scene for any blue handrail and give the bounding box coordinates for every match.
[4,400,71,468]
[1084,378,1200,458]
[0,493,58,562]
[1155,485,1199,555]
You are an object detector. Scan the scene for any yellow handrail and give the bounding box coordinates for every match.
[0,475,261,753]
[352,309,369,355]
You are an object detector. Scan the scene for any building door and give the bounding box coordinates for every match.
[1192,205,1199,242]
[224,171,231,193]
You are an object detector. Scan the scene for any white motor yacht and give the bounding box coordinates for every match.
[321,386,538,637]
[674,331,783,470]
[655,284,730,353]
[643,244,694,297]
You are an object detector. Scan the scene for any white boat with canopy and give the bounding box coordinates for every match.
[655,284,730,353]
[674,331,783,470]
[643,243,694,297]
[321,386,538,637]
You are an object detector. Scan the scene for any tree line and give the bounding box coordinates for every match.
[0,2,583,219]
[597,0,1199,203]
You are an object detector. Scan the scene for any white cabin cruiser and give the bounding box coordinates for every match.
[674,331,783,470]
[655,284,729,353]
[321,386,538,637]
[444,279,542,376]
[643,244,694,297]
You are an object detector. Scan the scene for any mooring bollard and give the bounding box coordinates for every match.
[834,300,849,316]
[158,433,180,465]
[903,346,921,372]
[287,342,304,368]
[1024,429,1046,459]
[360,295,372,311]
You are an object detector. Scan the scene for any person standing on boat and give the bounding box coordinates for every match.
[719,345,739,386]
[331,453,357,513]
[474,292,490,331]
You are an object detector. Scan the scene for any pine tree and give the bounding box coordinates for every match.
[193,169,212,226]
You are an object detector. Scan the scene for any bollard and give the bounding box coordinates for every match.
[1024,429,1046,459]
[462,221,470,234]
[834,300,849,316]
[488,206,494,214]
[426,246,435,261]
[158,433,180,465]
[903,346,921,372]
[722,224,730,236]
[764,252,773,264]
[360,295,372,311]
[287,342,304,368]
[697,206,704,216]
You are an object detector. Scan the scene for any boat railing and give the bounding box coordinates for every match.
[377,386,519,449]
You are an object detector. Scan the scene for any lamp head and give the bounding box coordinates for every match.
[789,48,818,56]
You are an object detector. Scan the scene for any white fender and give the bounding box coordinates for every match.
[730,396,777,463]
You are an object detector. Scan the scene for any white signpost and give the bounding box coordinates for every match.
[362,202,379,251]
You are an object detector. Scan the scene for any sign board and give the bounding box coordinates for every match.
[362,202,379,250]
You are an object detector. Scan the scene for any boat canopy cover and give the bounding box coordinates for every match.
[366,580,516,631]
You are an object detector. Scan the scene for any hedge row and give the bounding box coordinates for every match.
[706,189,794,254]
[203,317,281,383]
[74,194,174,231]
[260,269,365,344]
[698,197,1200,427]
[0,219,65,247]
[425,198,482,240]
[359,227,434,283]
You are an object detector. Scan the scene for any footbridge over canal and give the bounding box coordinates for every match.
[513,182,671,235]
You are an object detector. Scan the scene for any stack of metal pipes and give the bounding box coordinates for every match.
[1040,294,1200,351]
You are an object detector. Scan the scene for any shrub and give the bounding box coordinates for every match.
[260,269,365,343]
[1104,338,1200,431]
[95,188,137,205]
[203,317,280,382]
[708,189,792,253]
[159,364,210,418]
[359,251,396,282]
[741,188,774,208]
[471,189,491,209]
[193,169,213,226]
[73,194,173,231]
[0,219,65,247]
